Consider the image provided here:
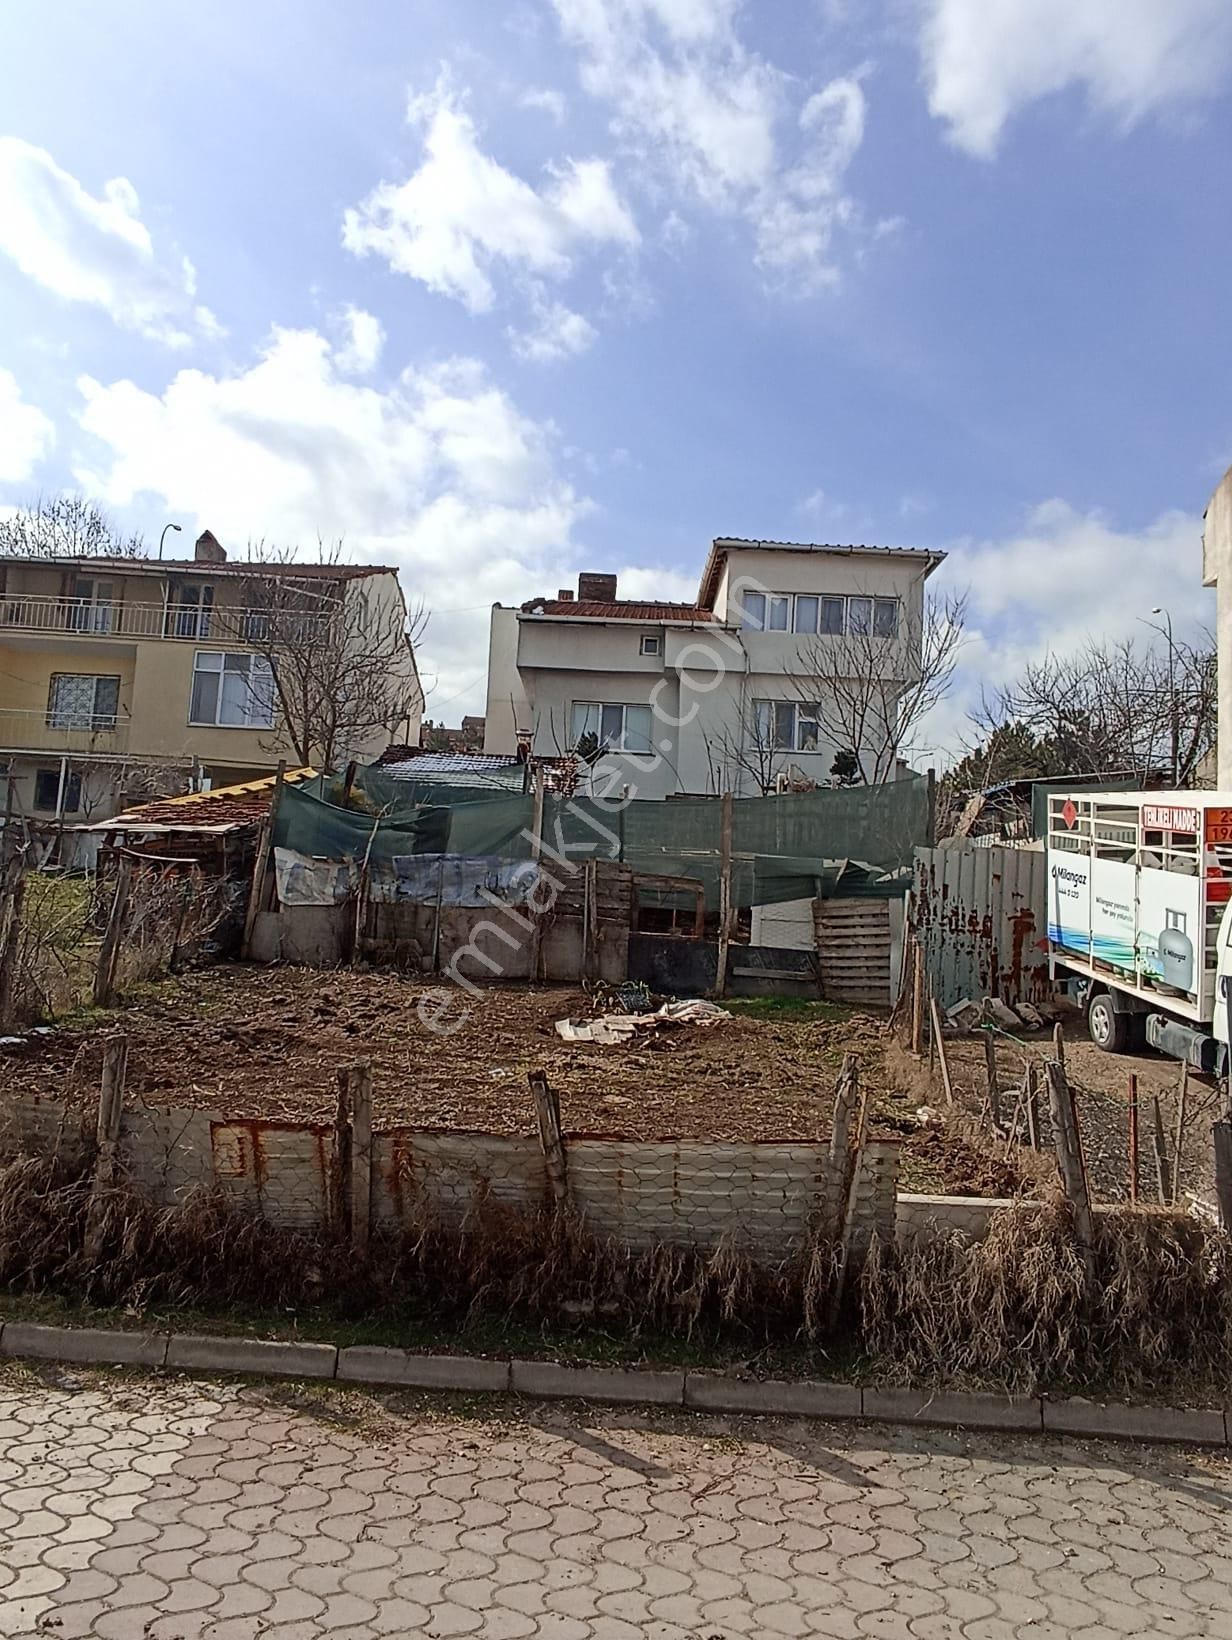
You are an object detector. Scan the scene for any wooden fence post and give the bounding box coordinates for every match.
[1151,1094,1172,1206]
[1025,1061,1041,1150]
[1171,1064,1189,1207]
[349,1059,373,1258]
[1127,1072,1139,1206]
[1052,1021,1066,1071]
[331,1066,352,1236]
[241,760,285,959]
[983,1031,1002,1130]
[84,1036,127,1261]
[1213,1121,1232,1235]
[715,791,733,998]
[830,1081,871,1322]
[528,768,546,982]
[93,854,134,1008]
[1044,1057,1095,1284]
[528,1068,568,1205]
[910,940,924,1057]
[0,856,27,1030]
[826,1055,860,1230]
[929,993,954,1106]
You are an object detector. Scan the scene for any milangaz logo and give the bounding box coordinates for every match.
[1051,865,1087,885]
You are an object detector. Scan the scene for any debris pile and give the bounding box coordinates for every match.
[556,998,731,1046]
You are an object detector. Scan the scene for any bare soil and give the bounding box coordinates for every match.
[923,1020,1223,1207]
[0,963,1023,1195]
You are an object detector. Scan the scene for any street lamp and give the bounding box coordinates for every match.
[1150,606,1179,787]
[158,522,182,560]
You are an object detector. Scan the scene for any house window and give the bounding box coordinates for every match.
[169,583,215,639]
[66,577,114,634]
[46,674,121,730]
[820,596,845,635]
[571,701,654,754]
[754,700,827,754]
[873,597,899,638]
[740,589,766,630]
[767,595,790,631]
[190,652,275,729]
[848,596,872,636]
[639,633,661,656]
[794,595,819,634]
[34,768,81,813]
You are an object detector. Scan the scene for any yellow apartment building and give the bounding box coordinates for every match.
[0,531,423,828]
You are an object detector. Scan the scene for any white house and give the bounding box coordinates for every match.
[483,539,944,798]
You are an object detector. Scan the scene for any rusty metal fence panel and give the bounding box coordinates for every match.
[913,844,1049,1010]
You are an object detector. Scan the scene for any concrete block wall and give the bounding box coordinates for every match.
[373,1130,546,1226]
[0,1090,90,1170]
[567,1137,900,1255]
[0,1088,902,1262]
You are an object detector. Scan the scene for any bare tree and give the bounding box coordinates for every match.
[237,544,426,771]
[788,590,967,783]
[0,495,145,558]
[974,631,1216,787]
[704,690,790,796]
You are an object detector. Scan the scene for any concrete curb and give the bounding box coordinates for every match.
[1,1318,1227,1448]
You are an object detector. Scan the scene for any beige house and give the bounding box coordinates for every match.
[0,532,422,827]
[485,539,943,798]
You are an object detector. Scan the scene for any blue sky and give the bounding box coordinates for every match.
[1,0,1231,757]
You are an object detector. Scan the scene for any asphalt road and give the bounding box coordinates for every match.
[1,1364,1230,1637]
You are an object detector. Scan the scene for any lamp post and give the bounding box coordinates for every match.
[1151,606,1179,787]
[158,522,182,560]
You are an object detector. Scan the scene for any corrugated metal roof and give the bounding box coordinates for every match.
[381,753,524,789]
[699,538,945,608]
[0,556,396,580]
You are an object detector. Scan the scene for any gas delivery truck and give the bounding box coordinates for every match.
[1047,791,1232,1070]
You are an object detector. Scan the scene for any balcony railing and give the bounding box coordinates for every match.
[0,708,131,754]
[0,594,326,645]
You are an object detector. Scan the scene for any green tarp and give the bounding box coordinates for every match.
[273,766,929,909]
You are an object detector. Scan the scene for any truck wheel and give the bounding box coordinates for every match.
[1088,990,1129,1053]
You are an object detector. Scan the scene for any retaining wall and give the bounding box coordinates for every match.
[0,1091,900,1257]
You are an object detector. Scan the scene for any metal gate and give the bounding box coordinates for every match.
[913,844,1050,1011]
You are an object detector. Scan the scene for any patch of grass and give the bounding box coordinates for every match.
[724,997,852,1024]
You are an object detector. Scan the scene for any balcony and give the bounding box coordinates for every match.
[0,594,326,645]
[0,709,131,755]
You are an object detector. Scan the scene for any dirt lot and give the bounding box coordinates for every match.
[0,963,1028,1195]
[928,1020,1224,1206]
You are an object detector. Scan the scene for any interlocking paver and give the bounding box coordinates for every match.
[0,1370,1231,1636]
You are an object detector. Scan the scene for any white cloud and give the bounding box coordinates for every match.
[920,0,1232,157]
[616,562,702,603]
[342,71,638,315]
[0,368,55,483]
[508,288,598,362]
[921,500,1211,764]
[72,326,592,713]
[550,0,872,290]
[0,138,220,346]
[335,306,385,374]
[519,86,568,123]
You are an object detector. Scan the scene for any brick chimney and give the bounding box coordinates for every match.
[194,529,227,564]
[577,571,617,601]
[557,588,574,601]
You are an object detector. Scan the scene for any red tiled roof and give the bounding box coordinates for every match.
[522,599,713,621]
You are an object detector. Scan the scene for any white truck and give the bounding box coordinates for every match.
[1046,791,1232,1069]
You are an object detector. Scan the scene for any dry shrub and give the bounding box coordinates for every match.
[0,1155,842,1350]
[114,866,235,990]
[862,1195,1232,1395]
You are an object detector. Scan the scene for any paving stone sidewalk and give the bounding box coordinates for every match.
[1,1363,1230,1638]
